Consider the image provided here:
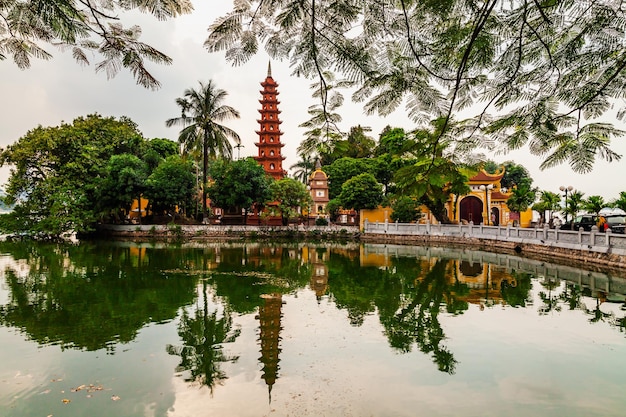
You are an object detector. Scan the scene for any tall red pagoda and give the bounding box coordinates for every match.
[254,62,286,180]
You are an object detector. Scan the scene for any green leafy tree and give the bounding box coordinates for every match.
[375,127,408,157]
[322,156,394,200]
[338,173,383,214]
[144,156,196,216]
[323,158,367,199]
[325,199,342,222]
[342,125,376,159]
[0,114,147,236]
[1,0,193,89]
[584,195,607,216]
[98,154,149,222]
[143,138,179,171]
[207,1,625,173]
[270,178,313,225]
[207,158,272,223]
[390,196,421,223]
[166,80,241,219]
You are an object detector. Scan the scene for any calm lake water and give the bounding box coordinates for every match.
[1,239,626,417]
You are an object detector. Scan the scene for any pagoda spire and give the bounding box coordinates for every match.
[254,63,286,180]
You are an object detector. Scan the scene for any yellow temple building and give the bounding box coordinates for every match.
[361,168,533,228]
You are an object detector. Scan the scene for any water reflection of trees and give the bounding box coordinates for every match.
[538,277,562,315]
[166,280,240,391]
[326,254,464,374]
[166,245,308,392]
[2,238,625,388]
[382,260,461,374]
[0,240,197,351]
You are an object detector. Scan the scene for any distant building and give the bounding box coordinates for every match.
[307,160,329,220]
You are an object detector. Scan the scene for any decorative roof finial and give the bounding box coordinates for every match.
[267,61,272,78]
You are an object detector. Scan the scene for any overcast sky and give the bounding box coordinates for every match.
[2,1,626,201]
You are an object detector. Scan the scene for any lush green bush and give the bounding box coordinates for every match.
[315,217,329,226]
[391,196,421,223]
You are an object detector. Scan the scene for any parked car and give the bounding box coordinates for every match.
[603,215,626,234]
[560,214,598,231]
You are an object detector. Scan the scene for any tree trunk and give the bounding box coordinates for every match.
[202,138,209,221]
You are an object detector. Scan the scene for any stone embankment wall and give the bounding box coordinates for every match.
[94,222,626,270]
[362,221,626,270]
[94,224,358,241]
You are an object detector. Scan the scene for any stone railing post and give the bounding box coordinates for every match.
[590,225,598,247]
[384,219,389,233]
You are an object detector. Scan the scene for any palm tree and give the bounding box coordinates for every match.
[290,153,315,184]
[532,191,561,227]
[563,190,585,228]
[505,182,537,222]
[166,80,241,219]
[584,195,606,216]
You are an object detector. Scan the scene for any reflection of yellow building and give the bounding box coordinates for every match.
[360,246,391,268]
[450,261,516,307]
[302,246,329,298]
[360,253,519,308]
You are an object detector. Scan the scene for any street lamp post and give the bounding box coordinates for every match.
[479,184,494,225]
[559,185,573,223]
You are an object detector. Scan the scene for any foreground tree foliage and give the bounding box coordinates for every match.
[207,0,626,173]
[393,119,473,223]
[0,0,193,89]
